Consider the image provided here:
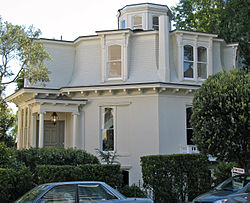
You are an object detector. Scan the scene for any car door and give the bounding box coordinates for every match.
[37,184,77,203]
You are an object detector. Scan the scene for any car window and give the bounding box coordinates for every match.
[39,184,76,203]
[78,183,118,202]
[16,184,50,202]
[216,174,250,191]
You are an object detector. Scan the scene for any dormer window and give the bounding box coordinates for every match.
[152,16,159,30]
[107,45,122,79]
[133,16,142,29]
[184,45,194,78]
[197,46,207,79]
[183,45,207,80]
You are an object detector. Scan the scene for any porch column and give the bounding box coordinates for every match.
[22,107,27,148]
[38,112,45,148]
[73,113,78,148]
[17,109,22,149]
[30,114,37,148]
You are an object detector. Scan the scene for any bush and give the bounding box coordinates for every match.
[141,153,212,202]
[0,142,16,167]
[0,166,33,202]
[119,184,147,198]
[213,161,238,186]
[16,147,99,171]
[35,164,123,188]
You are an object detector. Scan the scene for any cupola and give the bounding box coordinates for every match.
[117,3,172,31]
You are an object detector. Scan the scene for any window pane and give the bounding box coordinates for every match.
[198,47,207,62]
[184,62,193,78]
[198,63,207,79]
[40,185,76,202]
[108,45,121,60]
[187,129,194,145]
[134,16,142,29]
[184,45,193,61]
[186,107,192,128]
[78,184,118,202]
[108,62,121,78]
[152,16,159,30]
[121,20,126,29]
[103,129,114,151]
[103,108,114,129]
[186,107,193,145]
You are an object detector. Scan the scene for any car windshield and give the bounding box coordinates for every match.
[16,184,50,202]
[215,174,250,191]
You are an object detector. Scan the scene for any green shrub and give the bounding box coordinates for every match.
[0,166,33,202]
[119,184,147,198]
[16,147,99,171]
[0,142,16,167]
[141,153,212,202]
[213,161,238,186]
[35,164,123,188]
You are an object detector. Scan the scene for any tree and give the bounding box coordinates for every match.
[172,0,249,68]
[0,17,51,96]
[191,69,249,170]
[0,100,15,147]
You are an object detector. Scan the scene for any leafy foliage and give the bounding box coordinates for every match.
[95,148,119,164]
[0,17,51,95]
[0,101,15,147]
[191,69,249,170]
[35,164,123,188]
[16,147,100,172]
[141,154,212,202]
[212,162,238,186]
[172,0,249,68]
[119,184,147,198]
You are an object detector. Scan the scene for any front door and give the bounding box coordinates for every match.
[36,120,65,148]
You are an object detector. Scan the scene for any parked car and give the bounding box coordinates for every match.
[193,173,250,203]
[15,181,153,203]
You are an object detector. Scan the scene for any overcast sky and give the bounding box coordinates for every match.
[1,0,179,109]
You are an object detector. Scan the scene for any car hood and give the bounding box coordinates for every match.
[194,189,235,201]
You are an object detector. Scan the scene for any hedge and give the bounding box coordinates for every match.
[35,164,123,188]
[16,147,100,171]
[141,153,212,202]
[0,167,33,202]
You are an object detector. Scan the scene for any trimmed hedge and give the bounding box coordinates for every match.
[35,164,123,188]
[0,167,33,202]
[16,147,99,171]
[141,153,212,202]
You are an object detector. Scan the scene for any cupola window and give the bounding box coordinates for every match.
[133,16,142,29]
[152,16,159,30]
[121,20,126,29]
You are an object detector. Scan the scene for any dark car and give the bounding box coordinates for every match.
[193,173,250,203]
[16,181,154,203]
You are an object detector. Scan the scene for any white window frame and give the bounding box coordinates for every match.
[100,106,116,152]
[133,15,143,30]
[106,43,124,81]
[182,44,208,81]
[152,16,159,30]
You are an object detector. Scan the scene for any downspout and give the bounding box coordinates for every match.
[117,9,121,29]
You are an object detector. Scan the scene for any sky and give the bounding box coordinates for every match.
[0,0,179,110]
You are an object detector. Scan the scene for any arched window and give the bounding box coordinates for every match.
[107,45,122,78]
[184,45,194,78]
[197,46,207,79]
[152,16,159,30]
[133,16,142,29]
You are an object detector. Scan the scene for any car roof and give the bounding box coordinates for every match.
[41,181,106,186]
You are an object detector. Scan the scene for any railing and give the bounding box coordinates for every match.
[180,145,199,154]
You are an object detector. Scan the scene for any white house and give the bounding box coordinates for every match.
[6,3,238,185]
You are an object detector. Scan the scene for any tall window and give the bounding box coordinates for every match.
[101,107,115,151]
[133,16,142,29]
[152,16,159,30]
[186,107,194,145]
[197,46,207,79]
[184,45,194,78]
[107,45,122,79]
